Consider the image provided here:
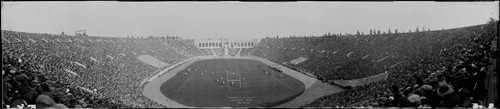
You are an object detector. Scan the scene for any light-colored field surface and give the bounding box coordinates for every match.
[142,56,343,107]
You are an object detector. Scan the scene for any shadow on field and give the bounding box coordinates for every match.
[256,89,305,107]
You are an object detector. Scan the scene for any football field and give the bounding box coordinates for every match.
[160,59,305,107]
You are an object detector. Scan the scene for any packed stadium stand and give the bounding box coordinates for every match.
[239,48,252,57]
[199,49,214,56]
[2,20,497,108]
[228,48,239,56]
[2,31,203,108]
[250,21,498,107]
[212,48,224,56]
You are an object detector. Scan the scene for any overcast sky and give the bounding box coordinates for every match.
[2,2,498,40]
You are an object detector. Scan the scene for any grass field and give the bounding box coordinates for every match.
[160,59,305,107]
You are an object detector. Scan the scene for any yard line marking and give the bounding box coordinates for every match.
[176,72,196,92]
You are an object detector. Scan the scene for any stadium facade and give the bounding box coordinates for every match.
[195,38,259,49]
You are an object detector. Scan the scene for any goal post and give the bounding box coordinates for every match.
[226,72,243,88]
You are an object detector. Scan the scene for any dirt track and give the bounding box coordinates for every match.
[142,56,343,108]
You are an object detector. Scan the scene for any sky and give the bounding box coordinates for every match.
[1,1,498,40]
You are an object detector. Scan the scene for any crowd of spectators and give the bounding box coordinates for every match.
[251,20,497,107]
[2,31,202,108]
[228,48,239,56]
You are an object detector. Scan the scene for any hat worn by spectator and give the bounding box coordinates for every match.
[437,81,454,97]
[36,95,56,108]
[11,98,27,108]
[407,94,422,105]
[419,85,433,93]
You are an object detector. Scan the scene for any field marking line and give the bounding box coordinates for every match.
[176,71,196,92]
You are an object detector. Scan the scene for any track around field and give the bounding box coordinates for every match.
[142,56,343,107]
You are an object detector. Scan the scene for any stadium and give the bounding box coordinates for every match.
[2,2,498,108]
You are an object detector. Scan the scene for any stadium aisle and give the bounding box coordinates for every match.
[485,58,497,105]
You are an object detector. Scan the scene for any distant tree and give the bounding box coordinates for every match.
[82,32,87,36]
[327,32,331,36]
[395,29,398,34]
[61,32,66,36]
[409,30,412,33]
[388,29,391,34]
[422,27,425,32]
[369,29,373,35]
[383,32,386,34]
[361,32,364,35]
[377,30,381,34]
[428,29,431,32]
[442,28,444,30]
[356,30,360,36]
[416,27,419,32]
